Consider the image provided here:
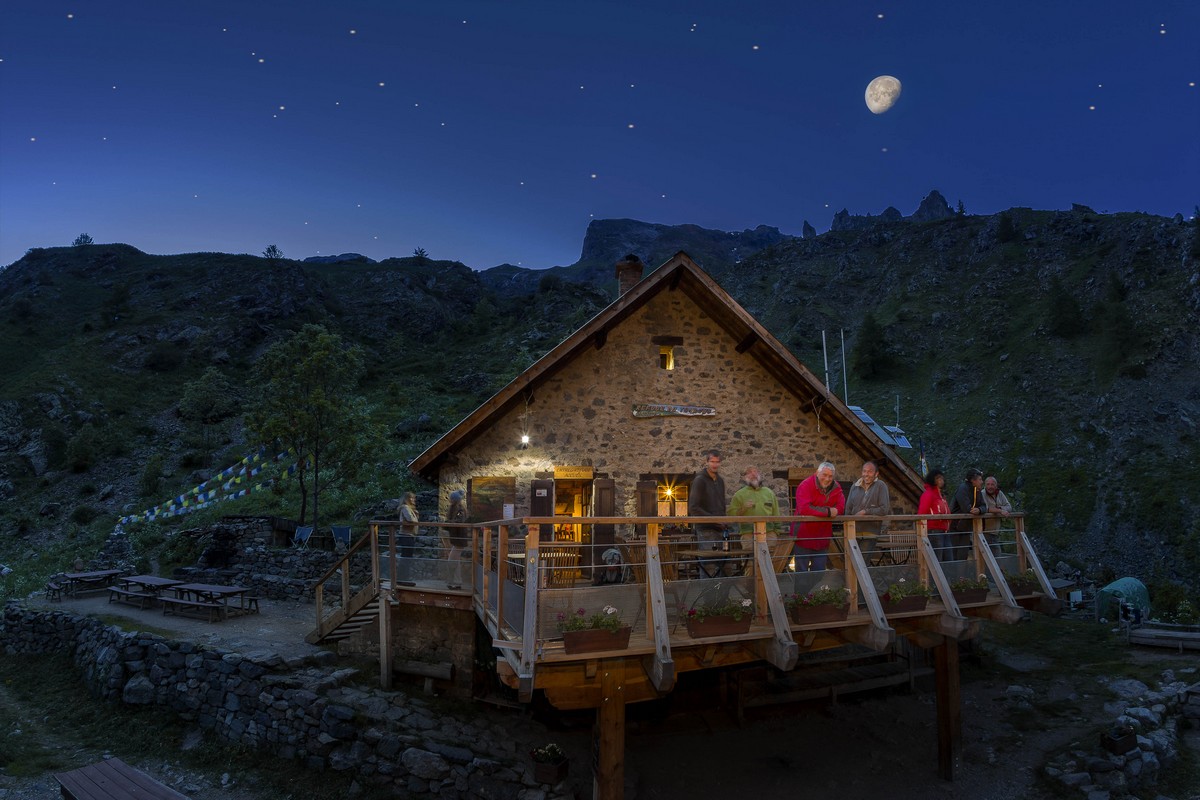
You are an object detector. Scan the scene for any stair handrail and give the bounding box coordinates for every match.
[311,522,378,631]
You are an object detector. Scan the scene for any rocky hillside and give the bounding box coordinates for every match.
[1,200,1197,592]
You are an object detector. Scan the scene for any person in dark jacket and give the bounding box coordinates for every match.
[948,468,986,560]
[689,449,731,577]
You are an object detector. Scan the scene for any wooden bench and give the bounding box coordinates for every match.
[108,586,158,609]
[161,596,225,622]
[394,658,454,694]
[55,756,190,799]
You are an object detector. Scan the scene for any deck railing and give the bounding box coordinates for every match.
[311,513,1052,697]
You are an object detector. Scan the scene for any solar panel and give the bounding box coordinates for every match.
[847,405,912,448]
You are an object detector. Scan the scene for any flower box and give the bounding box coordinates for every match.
[951,588,989,605]
[686,614,752,638]
[1008,582,1038,597]
[533,759,569,785]
[562,626,631,654]
[881,595,928,614]
[789,604,849,625]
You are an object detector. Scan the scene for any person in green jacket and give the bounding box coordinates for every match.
[727,466,782,551]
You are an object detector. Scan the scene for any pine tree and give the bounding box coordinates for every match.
[850,312,893,379]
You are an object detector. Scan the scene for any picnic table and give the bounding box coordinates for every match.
[55,756,189,800]
[63,569,123,597]
[108,575,183,609]
[162,582,257,622]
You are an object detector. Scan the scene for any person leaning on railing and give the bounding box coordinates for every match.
[981,475,1013,553]
[919,469,951,559]
[727,465,782,550]
[791,461,845,572]
[844,460,890,562]
[948,468,986,560]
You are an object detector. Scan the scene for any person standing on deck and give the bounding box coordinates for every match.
[982,475,1014,553]
[397,491,419,584]
[689,449,731,577]
[949,468,986,560]
[792,462,845,572]
[844,460,890,563]
[728,465,782,554]
[444,489,468,589]
[920,470,951,558]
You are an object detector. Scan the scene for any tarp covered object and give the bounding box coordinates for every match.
[1097,577,1150,619]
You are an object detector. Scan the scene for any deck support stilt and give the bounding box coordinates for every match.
[593,661,626,800]
[379,593,393,690]
[933,635,960,781]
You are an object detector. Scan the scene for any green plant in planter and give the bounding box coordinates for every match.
[1005,569,1038,590]
[785,585,850,610]
[950,574,990,592]
[686,596,754,623]
[557,605,622,632]
[530,743,566,764]
[883,578,932,601]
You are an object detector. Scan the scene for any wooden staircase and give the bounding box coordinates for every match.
[306,582,381,644]
[306,530,382,644]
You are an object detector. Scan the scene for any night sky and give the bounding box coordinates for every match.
[1,1,1197,270]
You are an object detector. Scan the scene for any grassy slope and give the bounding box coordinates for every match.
[1,209,1197,598]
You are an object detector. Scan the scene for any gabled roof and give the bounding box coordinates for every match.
[409,252,924,503]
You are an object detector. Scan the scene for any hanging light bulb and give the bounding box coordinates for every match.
[521,434,530,445]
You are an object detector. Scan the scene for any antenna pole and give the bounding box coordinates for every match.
[895,394,901,427]
[821,330,830,389]
[840,328,848,403]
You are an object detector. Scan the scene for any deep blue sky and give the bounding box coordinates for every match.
[2,1,1197,270]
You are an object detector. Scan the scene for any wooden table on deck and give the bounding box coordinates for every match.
[64,569,122,597]
[163,583,255,622]
[677,547,751,578]
[109,575,183,609]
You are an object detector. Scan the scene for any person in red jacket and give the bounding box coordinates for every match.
[918,469,951,559]
[792,462,846,572]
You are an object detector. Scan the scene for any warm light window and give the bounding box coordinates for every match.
[658,345,675,370]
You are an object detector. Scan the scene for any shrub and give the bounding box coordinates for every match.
[70,505,99,525]
[66,425,98,472]
[140,454,164,498]
[145,342,185,372]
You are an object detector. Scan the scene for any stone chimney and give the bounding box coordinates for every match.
[615,254,644,297]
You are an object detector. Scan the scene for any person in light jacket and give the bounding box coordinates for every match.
[844,460,890,562]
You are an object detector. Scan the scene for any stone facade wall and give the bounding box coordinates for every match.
[0,601,568,799]
[338,604,478,696]
[438,291,915,516]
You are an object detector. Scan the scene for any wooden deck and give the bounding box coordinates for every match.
[309,512,1055,800]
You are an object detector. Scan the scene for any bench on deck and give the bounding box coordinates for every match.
[55,756,190,800]
[108,586,158,609]
[161,596,225,622]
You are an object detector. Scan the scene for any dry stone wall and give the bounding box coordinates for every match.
[0,601,571,799]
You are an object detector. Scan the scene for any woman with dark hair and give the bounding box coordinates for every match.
[444,490,468,590]
[919,470,951,559]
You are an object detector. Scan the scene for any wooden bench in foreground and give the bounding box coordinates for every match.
[161,596,225,622]
[55,756,190,800]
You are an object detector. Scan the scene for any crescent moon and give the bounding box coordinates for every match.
[865,75,902,114]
